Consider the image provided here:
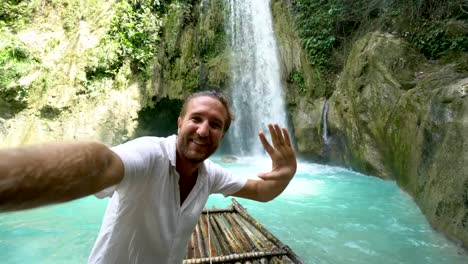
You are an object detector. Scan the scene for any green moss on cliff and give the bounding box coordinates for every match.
[205,49,230,89]
[1,0,159,144]
[290,0,468,95]
[0,0,160,112]
[162,2,198,93]
[0,0,41,30]
[0,31,41,117]
[86,0,162,79]
[327,30,468,246]
[199,0,229,89]
[288,70,306,94]
[198,0,226,63]
[156,0,229,96]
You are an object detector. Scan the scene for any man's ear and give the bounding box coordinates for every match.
[177,117,182,134]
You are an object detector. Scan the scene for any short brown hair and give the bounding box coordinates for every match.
[180,91,235,132]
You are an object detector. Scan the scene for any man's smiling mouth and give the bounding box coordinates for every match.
[191,139,208,146]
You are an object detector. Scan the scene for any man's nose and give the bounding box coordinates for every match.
[196,121,209,137]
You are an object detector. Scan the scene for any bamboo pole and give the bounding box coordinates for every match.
[194,222,204,258]
[233,215,267,250]
[202,207,235,214]
[225,213,256,251]
[213,213,243,253]
[231,199,304,264]
[234,214,261,251]
[281,255,296,264]
[186,200,304,263]
[209,214,231,255]
[182,250,288,264]
[200,213,218,257]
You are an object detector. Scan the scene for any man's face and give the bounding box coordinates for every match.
[177,96,227,163]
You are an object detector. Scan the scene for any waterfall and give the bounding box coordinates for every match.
[225,0,288,156]
[322,100,329,144]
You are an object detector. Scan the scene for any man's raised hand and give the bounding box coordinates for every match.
[258,123,297,182]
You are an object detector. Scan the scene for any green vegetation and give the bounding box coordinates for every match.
[288,70,306,94]
[108,0,161,74]
[199,0,228,89]
[409,20,468,59]
[86,0,164,80]
[291,0,340,71]
[0,0,104,32]
[164,2,193,57]
[198,0,226,63]
[158,0,228,93]
[1,0,209,117]
[0,31,40,112]
[39,105,69,119]
[85,0,202,81]
[390,1,468,59]
[0,0,41,30]
[1,0,113,112]
[292,0,468,70]
[159,1,199,93]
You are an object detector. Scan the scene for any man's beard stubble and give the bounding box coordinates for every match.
[176,136,216,163]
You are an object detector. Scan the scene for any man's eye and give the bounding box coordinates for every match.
[190,117,202,123]
[210,122,222,129]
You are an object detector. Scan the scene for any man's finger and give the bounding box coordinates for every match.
[258,131,274,155]
[282,128,292,147]
[268,124,280,147]
[274,124,285,145]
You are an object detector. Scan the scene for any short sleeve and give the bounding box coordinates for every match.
[207,161,247,196]
[94,137,162,198]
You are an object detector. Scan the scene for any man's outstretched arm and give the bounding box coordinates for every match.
[233,124,297,202]
[0,142,124,212]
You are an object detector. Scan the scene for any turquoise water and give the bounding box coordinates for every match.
[1,157,467,263]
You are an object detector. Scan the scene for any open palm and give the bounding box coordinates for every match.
[258,124,297,182]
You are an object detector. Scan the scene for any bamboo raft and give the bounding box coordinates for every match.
[184,199,303,264]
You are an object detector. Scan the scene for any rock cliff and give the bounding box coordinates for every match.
[272,0,468,247]
[0,0,228,146]
[0,0,144,146]
[153,0,229,99]
[328,32,468,246]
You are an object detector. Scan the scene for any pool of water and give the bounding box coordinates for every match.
[1,157,466,263]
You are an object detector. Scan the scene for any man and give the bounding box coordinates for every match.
[0,91,297,263]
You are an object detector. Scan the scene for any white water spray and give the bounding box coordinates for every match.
[322,100,329,144]
[226,0,288,156]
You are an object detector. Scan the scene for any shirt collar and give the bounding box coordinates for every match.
[167,134,207,176]
[167,135,177,167]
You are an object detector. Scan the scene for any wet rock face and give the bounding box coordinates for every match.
[153,0,229,99]
[0,0,228,148]
[270,0,325,159]
[326,32,468,247]
[181,4,468,247]
[273,1,468,243]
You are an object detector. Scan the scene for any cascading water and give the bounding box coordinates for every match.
[322,100,329,144]
[225,0,288,156]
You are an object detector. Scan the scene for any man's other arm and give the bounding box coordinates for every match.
[233,124,297,202]
[0,142,124,212]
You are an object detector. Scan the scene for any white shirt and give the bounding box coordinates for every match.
[88,135,246,264]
